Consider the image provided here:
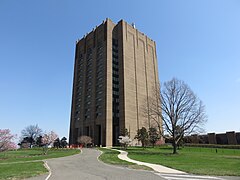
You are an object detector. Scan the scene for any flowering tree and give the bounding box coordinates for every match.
[0,129,17,152]
[41,131,58,154]
[118,136,132,150]
[78,136,92,147]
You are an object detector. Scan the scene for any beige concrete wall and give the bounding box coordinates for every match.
[104,19,115,146]
[122,21,160,140]
[69,20,111,146]
[114,22,125,137]
[122,23,138,139]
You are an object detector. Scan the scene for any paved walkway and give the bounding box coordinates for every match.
[27,148,164,180]
[113,149,186,174]
[111,149,239,180]
[26,148,240,180]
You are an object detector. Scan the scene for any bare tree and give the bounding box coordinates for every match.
[146,78,207,154]
[21,124,42,147]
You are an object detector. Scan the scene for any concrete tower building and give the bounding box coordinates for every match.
[69,18,160,146]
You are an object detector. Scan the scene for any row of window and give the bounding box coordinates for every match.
[84,49,93,116]
[95,45,104,113]
[113,76,119,82]
[112,47,118,53]
[112,63,119,69]
[75,43,105,121]
[113,83,119,89]
[112,39,120,120]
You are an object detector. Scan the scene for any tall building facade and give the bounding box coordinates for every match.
[69,18,160,146]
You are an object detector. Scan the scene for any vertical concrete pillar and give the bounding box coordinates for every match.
[208,133,217,144]
[226,131,237,145]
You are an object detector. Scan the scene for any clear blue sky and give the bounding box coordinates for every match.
[1,0,240,140]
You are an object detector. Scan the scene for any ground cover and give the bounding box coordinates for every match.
[125,146,240,176]
[0,162,47,180]
[98,148,151,171]
[0,148,80,179]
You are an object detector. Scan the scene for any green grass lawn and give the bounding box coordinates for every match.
[0,148,80,179]
[0,162,47,180]
[125,146,240,176]
[98,148,151,170]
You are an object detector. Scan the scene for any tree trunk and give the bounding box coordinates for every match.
[173,141,177,154]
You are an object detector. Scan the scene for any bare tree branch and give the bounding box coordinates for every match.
[142,78,207,154]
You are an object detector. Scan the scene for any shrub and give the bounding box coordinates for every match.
[78,136,92,147]
[185,143,240,149]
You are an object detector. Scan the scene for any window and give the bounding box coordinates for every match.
[113,80,119,85]
[113,84,119,88]
[113,74,119,78]
[113,77,119,81]
[113,91,119,95]
[97,41,103,48]
[87,63,92,68]
[97,91,102,94]
[112,39,118,46]
[96,112,102,118]
[97,71,103,77]
[96,98,102,101]
[97,64,104,70]
[97,77,103,82]
[87,48,92,58]
[113,61,118,65]
[97,52,103,58]
[113,94,119,98]
[113,87,119,92]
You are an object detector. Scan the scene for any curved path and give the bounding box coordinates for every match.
[28,148,164,180]
[112,149,240,180]
[114,149,185,174]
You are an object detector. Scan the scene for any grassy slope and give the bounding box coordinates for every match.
[0,148,80,179]
[0,148,80,163]
[0,162,47,180]
[126,146,240,176]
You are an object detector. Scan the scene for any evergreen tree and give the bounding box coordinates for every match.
[148,127,159,147]
[60,137,68,148]
[135,127,148,147]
